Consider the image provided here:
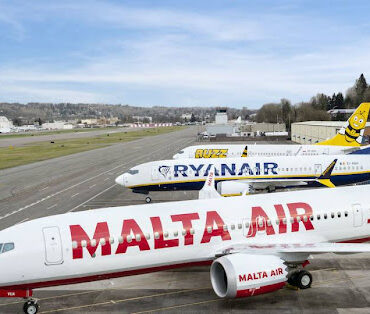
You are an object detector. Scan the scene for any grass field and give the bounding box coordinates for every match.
[0,126,184,170]
[0,127,120,139]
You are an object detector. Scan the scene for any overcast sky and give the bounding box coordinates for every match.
[0,0,369,108]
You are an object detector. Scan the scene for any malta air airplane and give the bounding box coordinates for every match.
[173,102,370,159]
[115,152,370,201]
[1,174,370,313]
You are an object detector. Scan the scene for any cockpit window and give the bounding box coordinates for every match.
[128,169,139,175]
[177,150,184,154]
[0,242,14,253]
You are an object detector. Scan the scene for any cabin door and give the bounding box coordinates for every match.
[352,204,364,227]
[43,226,63,265]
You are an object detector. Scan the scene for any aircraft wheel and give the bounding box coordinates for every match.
[23,300,39,314]
[296,270,312,289]
[287,271,299,286]
[145,196,152,203]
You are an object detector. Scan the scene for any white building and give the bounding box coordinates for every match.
[0,116,13,133]
[215,108,228,124]
[42,121,75,130]
[291,121,370,144]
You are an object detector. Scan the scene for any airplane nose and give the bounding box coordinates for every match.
[173,154,179,159]
[115,174,126,186]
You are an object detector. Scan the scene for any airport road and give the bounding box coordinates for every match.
[0,130,369,313]
[0,127,154,147]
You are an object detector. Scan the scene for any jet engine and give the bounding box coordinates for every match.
[217,181,253,196]
[210,253,288,298]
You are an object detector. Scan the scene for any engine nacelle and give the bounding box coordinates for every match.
[210,253,288,298]
[217,181,253,196]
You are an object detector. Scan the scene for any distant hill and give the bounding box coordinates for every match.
[0,103,254,124]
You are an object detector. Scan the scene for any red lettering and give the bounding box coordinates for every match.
[278,268,283,275]
[70,222,111,259]
[271,270,276,276]
[201,211,231,243]
[150,217,179,249]
[247,206,275,238]
[171,213,200,245]
[274,204,287,234]
[115,219,150,254]
[263,271,267,278]
[239,274,246,282]
[287,202,314,232]
[247,273,253,281]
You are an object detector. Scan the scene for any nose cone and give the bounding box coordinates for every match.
[173,154,179,159]
[115,174,127,186]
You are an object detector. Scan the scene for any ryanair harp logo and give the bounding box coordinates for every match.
[158,166,170,178]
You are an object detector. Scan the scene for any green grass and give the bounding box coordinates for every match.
[0,127,120,139]
[0,126,184,170]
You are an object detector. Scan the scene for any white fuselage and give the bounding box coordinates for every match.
[118,155,370,192]
[0,185,369,290]
[173,144,357,159]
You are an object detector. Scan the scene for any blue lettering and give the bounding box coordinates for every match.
[221,163,236,176]
[204,164,220,176]
[238,163,254,176]
[264,162,278,175]
[174,165,188,177]
[189,164,204,177]
[255,163,261,175]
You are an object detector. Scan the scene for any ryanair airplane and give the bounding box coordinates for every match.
[173,102,370,159]
[116,152,370,202]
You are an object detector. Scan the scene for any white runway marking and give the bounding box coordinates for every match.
[47,204,58,209]
[67,184,117,212]
[71,193,80,198]
[104,178,110,181]
[89,184,96,189]
[0,136,194,221]
[41,186,49,191]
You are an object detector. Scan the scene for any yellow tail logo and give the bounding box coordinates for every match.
[316,102,370,146]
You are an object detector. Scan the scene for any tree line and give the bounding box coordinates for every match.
[256,74,370,129]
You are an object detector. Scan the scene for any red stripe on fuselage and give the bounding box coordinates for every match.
[0,260,213,291]
[339,237,370,243]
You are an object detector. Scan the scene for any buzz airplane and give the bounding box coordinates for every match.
[116,152,370,201]
[1,174,370,313]
[173,102,370,159]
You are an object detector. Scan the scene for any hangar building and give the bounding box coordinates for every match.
[291,121,370,144]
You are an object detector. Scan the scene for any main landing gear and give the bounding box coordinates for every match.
[23,299,39,314]
[288,270,313,289]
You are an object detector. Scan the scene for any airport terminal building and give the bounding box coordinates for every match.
[291,121,370,144]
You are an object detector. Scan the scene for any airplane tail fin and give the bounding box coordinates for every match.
[316,159,337,188]
[199,166,221,199]
[316,102,370,147]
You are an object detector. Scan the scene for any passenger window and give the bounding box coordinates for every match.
[135,234,141,242]
[344,211,349,217]
[317,214,321,220]
[324,213,327,219]
[163,231,169,238]
[238,223,242,229]
[4,243,15,252]
[331,213,335,219]
[230,224,235,230]
[337,212,341,218]
[309,215,314,221]
[173,231,178,237]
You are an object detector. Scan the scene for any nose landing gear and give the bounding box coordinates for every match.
[23,299,39,314]
[288,270,312,289]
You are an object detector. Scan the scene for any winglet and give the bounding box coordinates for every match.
[316,102,370,147]
[199,166,221,199]
[317,159,337,188]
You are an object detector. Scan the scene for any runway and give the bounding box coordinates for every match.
[0,127,369,313]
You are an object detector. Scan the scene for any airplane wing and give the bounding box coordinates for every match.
[199,165,222,199]
[217,242,370,256]
[237,159,338,190]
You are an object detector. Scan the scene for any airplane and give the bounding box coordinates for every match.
[115,152,370,202]
[173,102,370,159]
[0,179,369,313]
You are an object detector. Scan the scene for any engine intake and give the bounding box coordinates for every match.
[217,181,253,196]
[210,253,288,298]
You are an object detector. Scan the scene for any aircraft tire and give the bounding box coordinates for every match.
[23,300,39,314]
[296,270,312,289]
